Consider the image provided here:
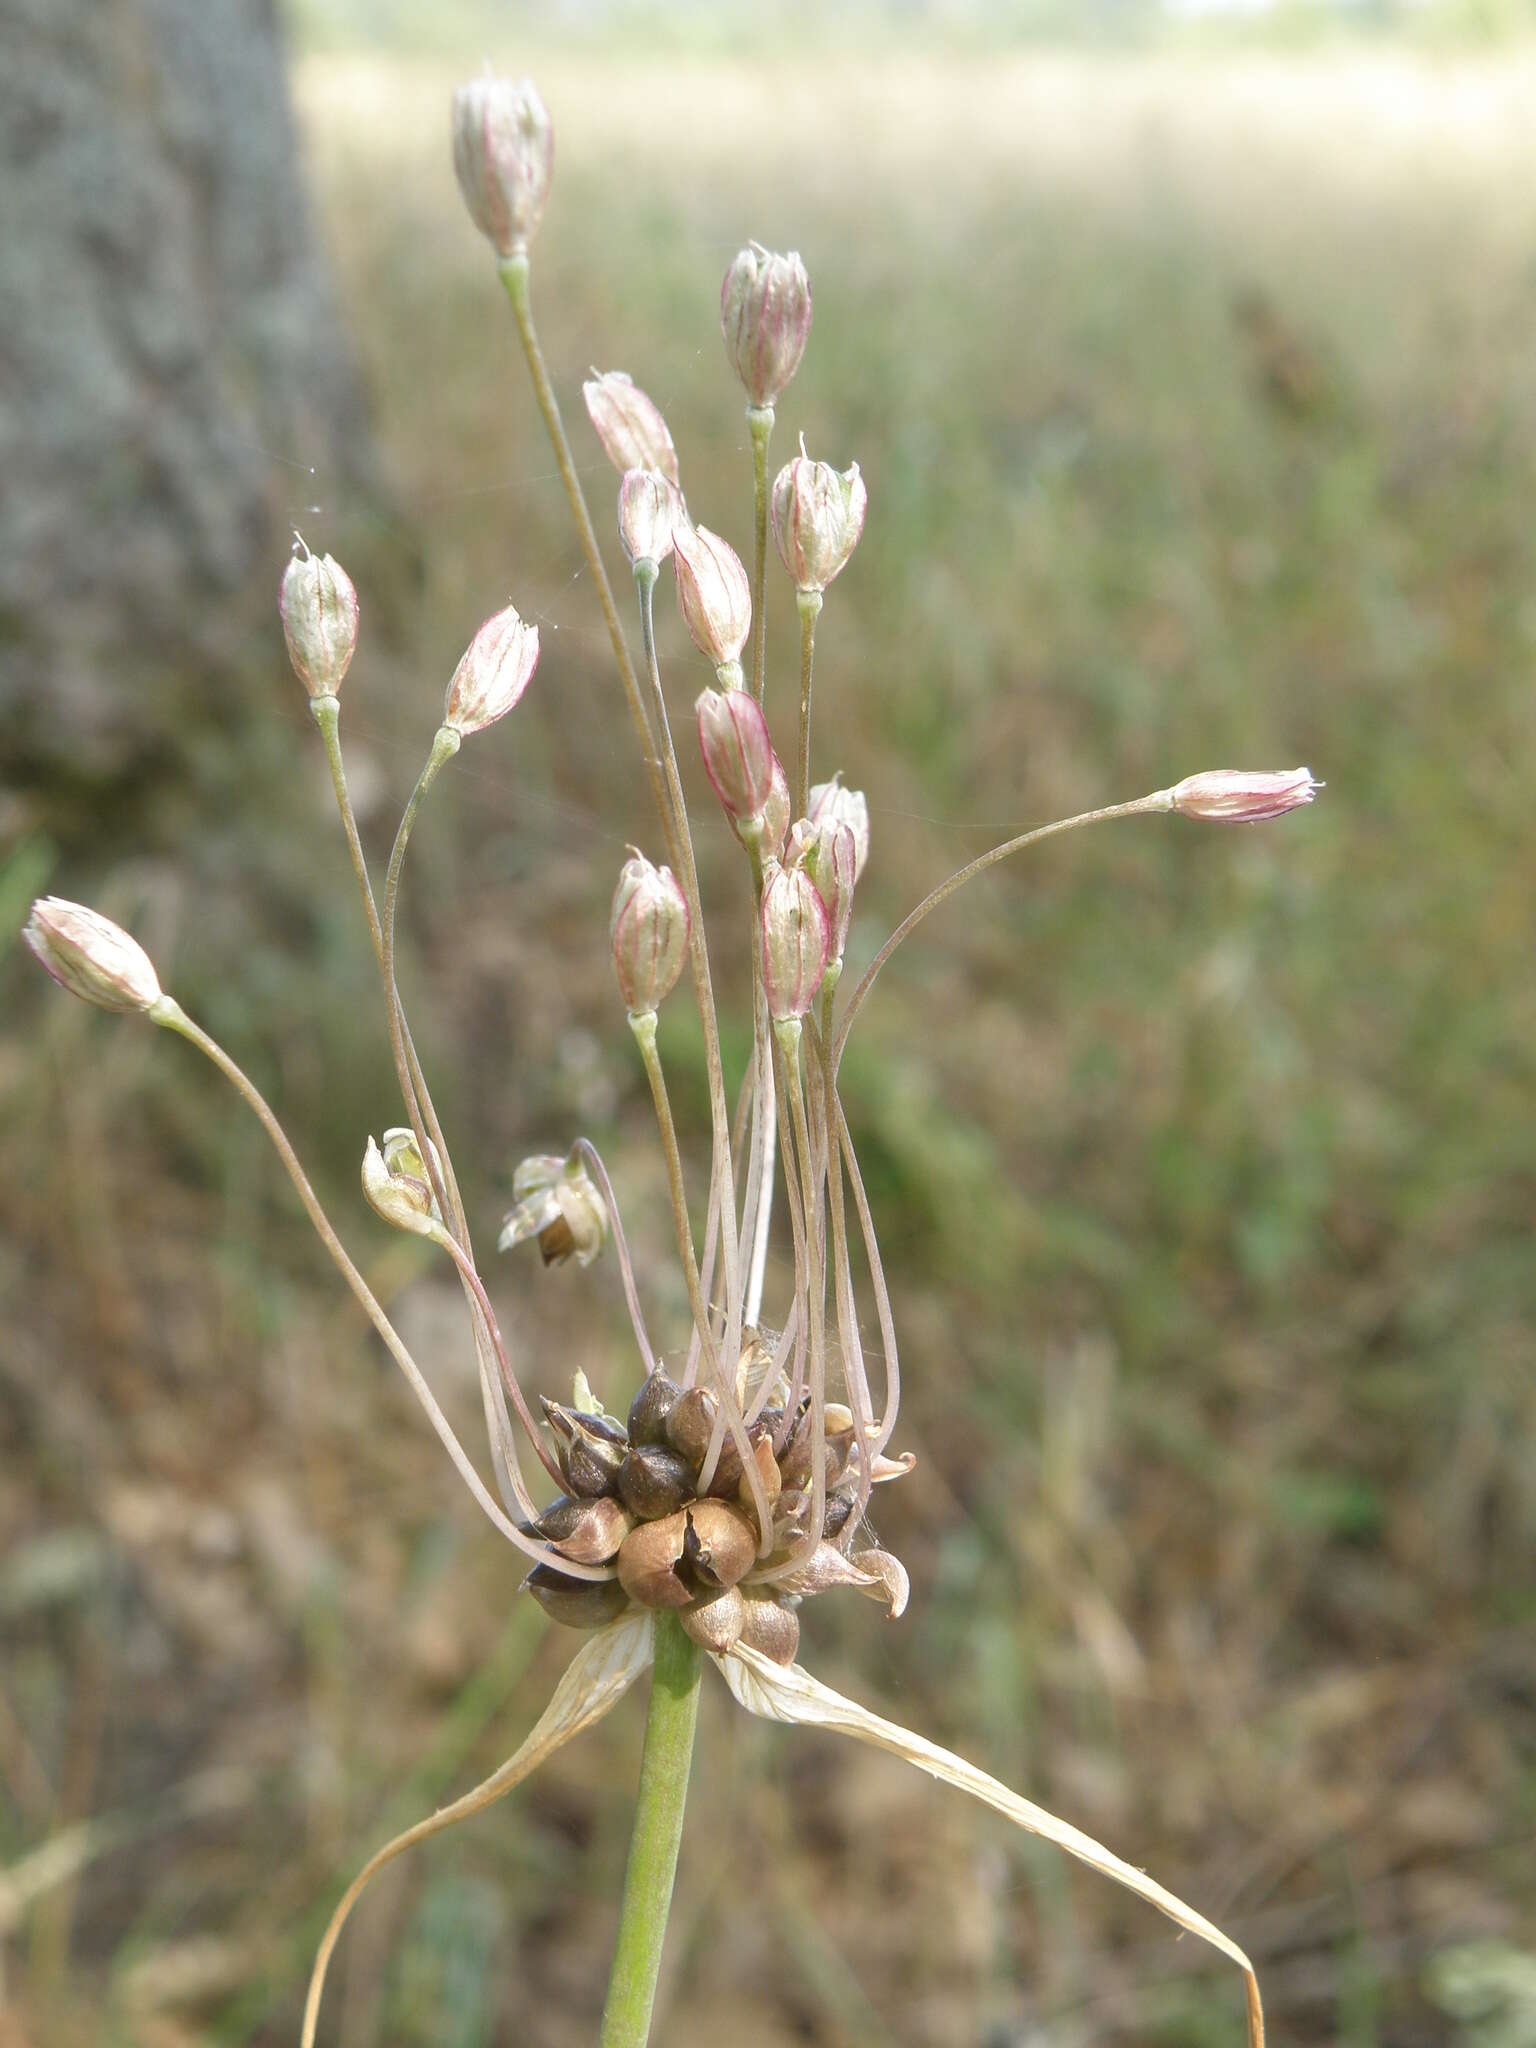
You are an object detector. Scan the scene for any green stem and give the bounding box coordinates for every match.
[794,588,821,820]
[747,405,774,704]
[599,1613,702,2048]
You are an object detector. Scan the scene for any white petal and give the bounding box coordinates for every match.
[714,1645,1264,2047]
[303,1614,655,2048]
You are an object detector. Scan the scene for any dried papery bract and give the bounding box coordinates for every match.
[443,603,540,737]
[1171,767,1321,822]
[452,76,554,260]
[280,541,359,700]
[761,865,831,1023]
[807,773,871,882]
[610,851,690,1017]
[674,524,752,682]
[585,372,681,487]
[24,898,162,1014]
[771,451,867,595]
[696,687,775,831]
[618,469,682,570]
[721,242,813,410]
[499,1152,610,1268]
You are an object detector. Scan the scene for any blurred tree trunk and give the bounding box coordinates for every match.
[0,0,373,811]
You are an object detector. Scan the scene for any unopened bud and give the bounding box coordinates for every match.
[771,450,867,594]
[807,775,870,882]
[451,76,554,260]
[674,524,751,674]
[755,754,791,863]
[610,850,689,1016]
[720,242,812,409]
[696,687,774,827]
[584,372,680,486]
[279,541,359,699]
[1170,768,1321,823]
[24,898,161,1014]
[788,815,857,961]
[499,1151,609,1267]
[760,863,830,1022]
[618,469,683,569]
[362,1135,441,1238]
[444,603,539,737]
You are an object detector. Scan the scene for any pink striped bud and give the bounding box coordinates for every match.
[1170,768,1320,823]
[583,371,680,486]
[279,542,358,699]
[674,524,751,674]
[618,469,683,569]
[721,243,812,409]
[697,687,774,827]
[610,850,689,1015]
[771,449,867,594]
[788,815,857,961]
[760,864,830,1022]
[24,897,162,1014]
[444,604,539,736]
[451,77,554,260]
[757,754,791,863]
[807,774,870,881]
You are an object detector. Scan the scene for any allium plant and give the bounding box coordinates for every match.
[21,73,1327,2048]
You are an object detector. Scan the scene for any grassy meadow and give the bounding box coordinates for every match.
[3,31,1535,2048]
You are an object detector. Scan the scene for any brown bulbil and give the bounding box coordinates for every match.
[741,1433,782,1512]
[543,1401,628,1498]
[738,1596,800,1666]
[616,1512,693,1608]
[627,1366,683,1446]
[617,1444,695,1521]
[665,1386,718,1465]
[524,1566,629,1630]
[528,1494,632,1563]
[682,1501,757,1590]
[679,1585,745,1654]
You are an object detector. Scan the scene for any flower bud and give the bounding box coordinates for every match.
[444,603,539,737]
[807,775,870,882]
[610,851,689,1016]
[279,542,359,699]
[362,1135,440,1238]
[696,687,774,827]
[618,469,683,568]
[674,524,751,673]
[1170,768,1321,823]
[584,372,680,486]
[756,754,791,863]
[524,1565,629,1630]
[787,815,857,962]
[451,76,554,260]
[24,898,161,1014]
[720,242,812,409]
[499,1151,609,1267]
[771,450,867,594]
[760,864,830,1022]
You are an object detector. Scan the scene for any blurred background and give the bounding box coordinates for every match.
[4,1,1535,2043]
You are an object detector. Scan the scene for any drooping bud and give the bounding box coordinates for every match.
[1170,768,1321,823]
[674,525,751,677]
[807,774,870,882]
[279,541,359,699]
[24,898,161,1014]
[499,1150,609,1267]
[760,863,830,1022]
[451,77,554,260]
[771,450,867,594]
[584,373,680,486]
[697,687,774,828]
[610,850,690,1016]
[720,242,813,409]
[787,815,857,961]
[756,754,791,863]
[443,603,539,737]
[618,469,683,569]
[362,1135,441,1238]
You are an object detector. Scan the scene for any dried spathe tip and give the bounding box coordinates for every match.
[280,540,359,700]
[610,850,690,1016]
[674,524,751,675]
[444,604,539,736]
[451,76,554,260]
[721,242,812,409]
[1170,768,1321,823]
[500,1151,609,1267]
[585,372,680,486]
[771,450,867,594]
[24,898,162,1014]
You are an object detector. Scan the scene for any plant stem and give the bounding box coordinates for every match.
[747,404,774,704]
[599,1613,702,2048]
[794,587,821,819]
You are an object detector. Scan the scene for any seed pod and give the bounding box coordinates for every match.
[616,1511,693,1609]
[771,450,867,595]
[665,1386,718,1467]
[682,1502,757,1591]
[524,1566,629,1630]
[528,1494,633,1564]
[617,1444,696,1522]
[627,1367,684,1447]
[738,1595,801,1666]
[680,1585,745,1655]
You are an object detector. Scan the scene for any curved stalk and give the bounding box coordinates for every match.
[572,1139,658,1379]
[747,404,774,705]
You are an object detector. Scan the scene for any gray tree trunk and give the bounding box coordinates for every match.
[0,0,372,794]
